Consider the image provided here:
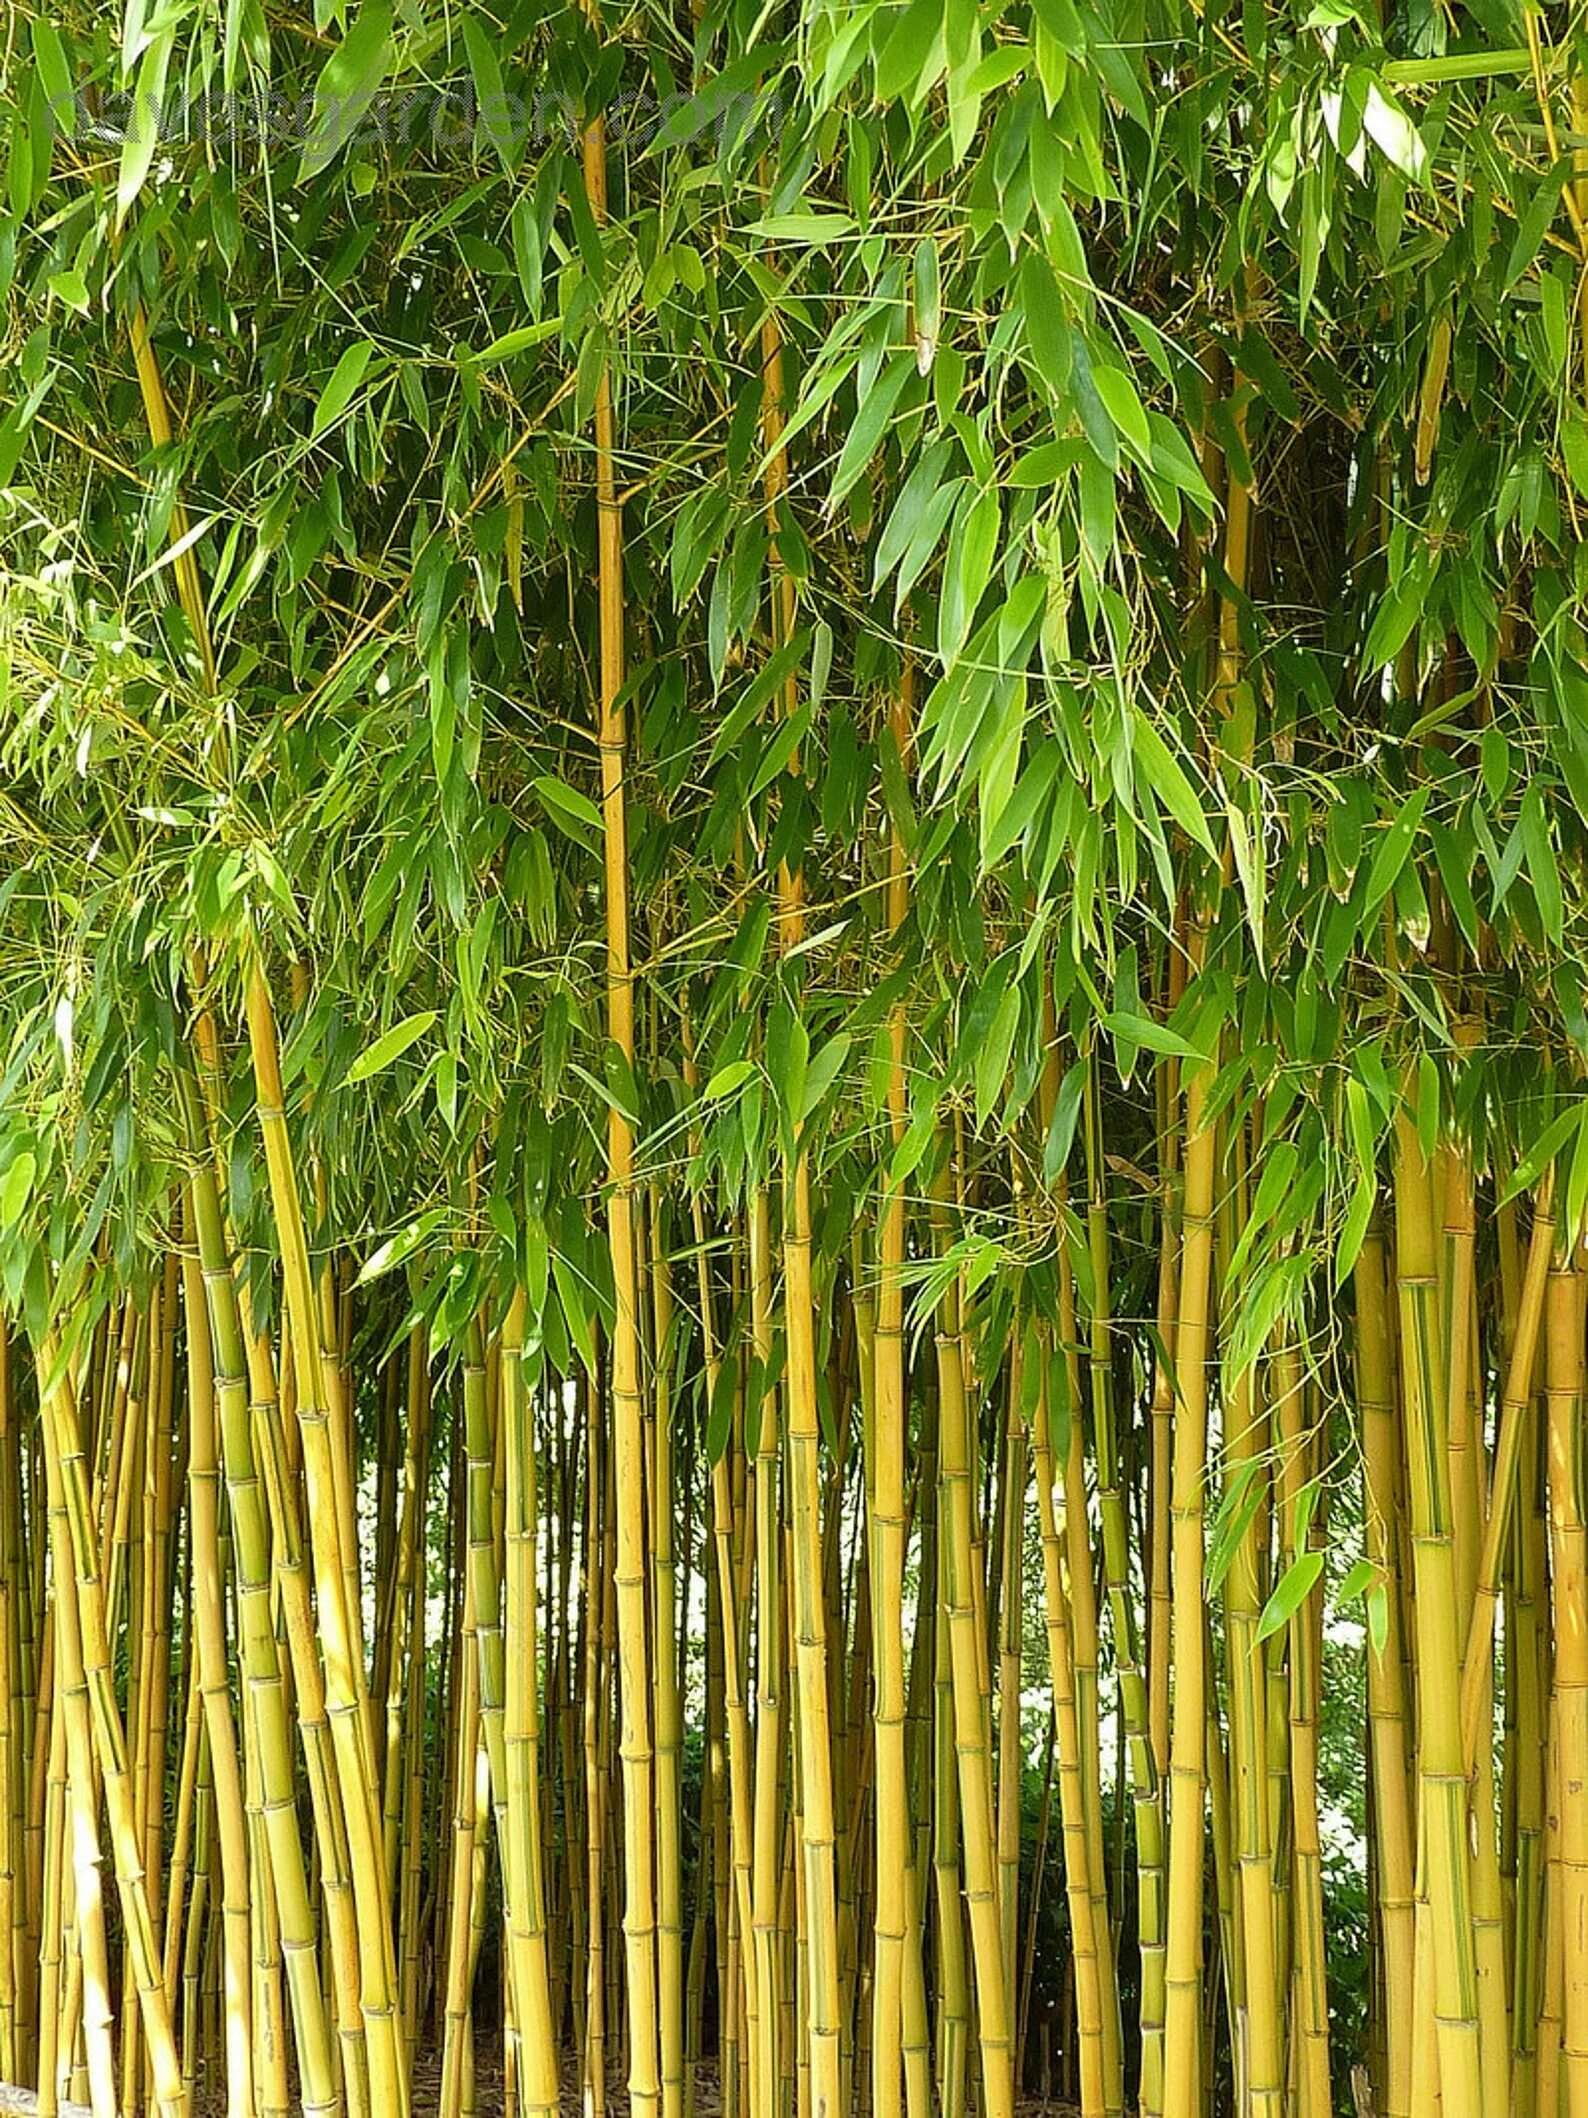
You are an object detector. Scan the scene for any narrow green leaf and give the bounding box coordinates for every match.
[743,212,858,242]
[312,342,380,437]
[830,356,914,508]
[1042,1058,1087,1183]
[1257,1550,1324,1640]
[346,1011,437,1085]
[939,487,1000,666]
[298,1,393,182]
[1092,364,1152,455]
[1360,76,1428,183]
[706,1351,737,1465]
[913,237,941,374]
[532,775,604,837]
[1500,1103,1581,1204]
[1361,786,1430,919]
[1132,714,1216,856]
[31,21,74,128]
[0,1153,37,1225]
[356,1209,446,1285]
[467,319,563,365]
[1206,1457,1267,1594]
[703,1059,757,1102]
[1099,1012,1206,1062]
[799,1034,851,1124]
[118,27,175,225]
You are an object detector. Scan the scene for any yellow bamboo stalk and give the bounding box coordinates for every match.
[33,1322,186,2118]
[749,1189,784,2118]
[1027,1318,1109,2118]
[246,1744,290,2118]
[178,1212,256,2118]
[127,306,217,694]
[0,1324,17,2086]
[1163,932,1216,2118]
[160,1650,201,2027]
[1393,1109,1481,2118]
[929,1430,969,2118]
[574,56,662,2109]
[35,1622,64,2118]
[1354,1229,1414,2118]
[437,1554,483,2118]
[183,1109,345,2118]
[1220,1310,1282,2118]
[1546,1257,1588,2113]
[501,1294,559,2116]
[243,963,407,2118]
[581,1368,608,2118]
[870,664,923,2118]
[183,1730,213,2108]
[396,1379,428,2064]
[931,1162,1014,2118]
[1465,1177,1549,2118]
[995,1374,1025,2029]
[754,275,843,2118]
[1511,1326,1550,2117]
[1460,1177,1554,1767]
[380,1337,424,1901]
[1537,1710,1564,2118]
[1051,1209,1124,2118]
[180,1063,349,2118]
[1272,1343,1330,2116]
[48,1527,113,2118]
[647,1208,686,2118]
[438,1384,483,2118]
[3,1330,33,2086]
[463,1301,554,2108]
[680,1130,757,2099]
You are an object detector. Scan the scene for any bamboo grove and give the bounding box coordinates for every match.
[8,0,1588,2112]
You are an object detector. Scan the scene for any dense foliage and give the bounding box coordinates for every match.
[4,0,1588,2113]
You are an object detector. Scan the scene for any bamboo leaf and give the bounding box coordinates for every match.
[1520,783,1564,944]
[1257,1550,1324,1640]
[1500,1103,1582,1204]
[1360,77,1428,183]
[1361,786,1430,920]
[744,212,857,242]
[1042,1058,1087,1183]
[312,343,381,437]
[298,0,393,182]
[1099,1012,1207,1062]
[798,1034,851,1125]
[703,1059,757,1102]
[706,1348,737,1465]
[31,20,74,129]
[356,1208,447,1284]
[532,775,604,839]
[830,357,915,507]
[0,1152,36,1225]
[1206,1456,1268,1594]
[913,237,940,374]
[974,986,1021,1129]
[117,23,178,223]
[1131,714,1217,856]
[346,1011,437,1085]
[938,487,1001,667]
[467,320,564,365]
